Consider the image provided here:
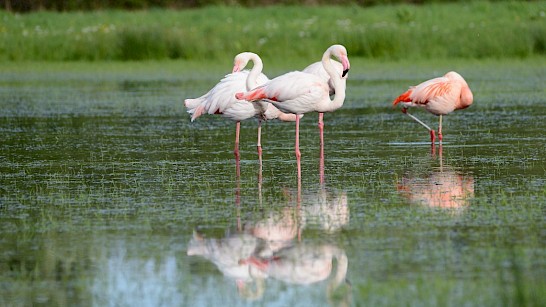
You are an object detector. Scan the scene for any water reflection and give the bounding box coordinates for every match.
[397,145,475,212]
[187,232,267,299]
[187,182,350,304]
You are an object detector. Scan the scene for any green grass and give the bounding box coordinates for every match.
[0,1,545,62]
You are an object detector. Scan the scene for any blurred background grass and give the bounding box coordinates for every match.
[0,1,545,62]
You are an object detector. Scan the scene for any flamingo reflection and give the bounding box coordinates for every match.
[187,184,350,302]
[240,244,348,297]
[187,231,267,299]
[300,188,349,233]
[397,147,474,211]
[398,170,474,210]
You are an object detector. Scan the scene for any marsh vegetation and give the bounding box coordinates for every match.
[1,58,545,305]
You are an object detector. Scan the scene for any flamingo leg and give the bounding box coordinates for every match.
[235,121,241,177]
[257,119,263,157]
[257,119,263,183]
[236,176,241,231]
[438,115,443,143]
[295,115,302,179]
[297,174,302,242]
[402,108,435,143]
[318,112,325,185]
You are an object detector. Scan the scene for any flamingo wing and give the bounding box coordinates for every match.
[410,76,454,104]
[238,72,328,114]
[203,71,250,115]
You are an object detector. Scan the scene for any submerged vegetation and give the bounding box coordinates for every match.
[0,1,545,62]
[1,1,545,305]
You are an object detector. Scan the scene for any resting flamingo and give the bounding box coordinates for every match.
[184,52,298,176]
[393,71,473,143]
[236,45,350,179]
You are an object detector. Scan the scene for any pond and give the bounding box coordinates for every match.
[1,59,545,306]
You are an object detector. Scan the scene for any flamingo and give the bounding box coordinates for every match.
[235,45,350,179]
[184,52,298,176]
[302,53,346,183]
[393,71,473,143]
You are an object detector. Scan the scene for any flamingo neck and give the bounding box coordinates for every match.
[246,54,264,91]
[327,250,349,295]
[320,49,346,112]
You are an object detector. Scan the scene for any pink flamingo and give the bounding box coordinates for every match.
[393,71,473,143]
[184,52,298,176]
[235,45,350,179]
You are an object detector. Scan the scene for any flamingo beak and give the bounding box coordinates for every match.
[341,56,350,78]
[232,63,241,73]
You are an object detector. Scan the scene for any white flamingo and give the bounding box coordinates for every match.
[302,52,347,183]
[184,52,298,176]
[235,45,350,179]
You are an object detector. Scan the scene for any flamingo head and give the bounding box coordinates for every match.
[232,52,258,73]
[328,44,350,78]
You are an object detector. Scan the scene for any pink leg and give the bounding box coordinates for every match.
[295,115,302,179]
[297,174,302,242]
[438,115,443,143]
[318,113,325,185]
[235,177,241,230]
[257,119,263,157]
[430,130,436,143]
[234,121,241,177]
[257,119,263,182]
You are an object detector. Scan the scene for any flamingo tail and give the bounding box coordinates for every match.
[235,88,268,102]
[184,98,205,122]
[393,89,413,106]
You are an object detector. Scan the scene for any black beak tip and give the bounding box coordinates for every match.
[342,69,349,77]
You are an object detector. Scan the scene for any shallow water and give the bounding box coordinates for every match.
[1,60,545,306]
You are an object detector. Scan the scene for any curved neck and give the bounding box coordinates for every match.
[320,49,346,112]
[246,54,264,91]
[327,250,349,296]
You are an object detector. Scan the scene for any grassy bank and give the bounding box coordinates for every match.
[0,1,545,62]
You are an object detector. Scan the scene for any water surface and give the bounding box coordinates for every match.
[1,59,545,306]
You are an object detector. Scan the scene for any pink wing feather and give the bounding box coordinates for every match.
[410,76,453,104]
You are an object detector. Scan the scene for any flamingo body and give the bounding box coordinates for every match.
[393,71,473,142]
[237,71,335,114]
[185,70,269,122]
[393,71,473,115]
